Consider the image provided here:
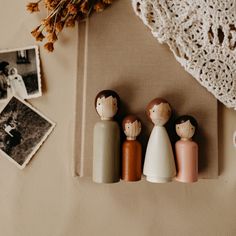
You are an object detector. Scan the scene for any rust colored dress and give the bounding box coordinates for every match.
[122,140,142,181]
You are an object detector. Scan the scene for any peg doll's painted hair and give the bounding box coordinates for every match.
[95,90,120,109]
[175,115,198,131]
[122,115,141,130]
[146,98,171,120]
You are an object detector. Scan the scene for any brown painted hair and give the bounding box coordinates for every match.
[94,90,120,109]
[146,98,171,118]
[175,115,198,130]
[122,115,140,130]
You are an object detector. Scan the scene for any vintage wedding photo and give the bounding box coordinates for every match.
[0,46,41,101]
[0,96,55,169]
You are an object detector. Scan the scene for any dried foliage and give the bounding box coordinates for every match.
[26,0,113,52]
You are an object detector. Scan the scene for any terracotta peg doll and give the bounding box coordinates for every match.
[93,90,120,183]
[175,115,198,183]
[122,115,142,182]
[143,98,176,183]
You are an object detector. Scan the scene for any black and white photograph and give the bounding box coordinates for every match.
[0,46,41,101]
[0,96,55,169]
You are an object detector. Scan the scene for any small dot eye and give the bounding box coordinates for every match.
[98,103,101,105]
[152,110,155,113]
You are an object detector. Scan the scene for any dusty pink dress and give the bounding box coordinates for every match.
[175,139,198,183]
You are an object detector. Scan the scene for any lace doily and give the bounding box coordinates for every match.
[132,0,236,109]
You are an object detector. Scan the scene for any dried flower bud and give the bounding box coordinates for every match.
[45,25,54,33]
[47,32,58,42]
[65,18,75,27]
[94,2,105,12]
[44,2,53,10]
[80,1,88,14]
[44,0,60,10]
[26,2,40,13]
[31,30,45,41]
[36,32,45,41]
[103,0,112,4]
[55,21,65,32]
[67,3,78,15]
[61,8,68,17]
[50,0,61,8]
[41,18,51,26]
[31,26,41,37]
[44,42,54,52]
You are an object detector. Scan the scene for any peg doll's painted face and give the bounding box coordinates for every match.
[123,116,141,140]
[147,98,171,126]
[175,115,198,140]
[95,90,119,120]
[176,120,195,140]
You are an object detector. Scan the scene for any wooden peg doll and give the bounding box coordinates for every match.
[175,115,198,183]
[93,90,120,183]
[143,98,176,183]
[122,115,142,182]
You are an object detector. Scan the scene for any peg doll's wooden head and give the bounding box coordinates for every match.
[122,115,141,140]
[146,98,172,126]
[175,115,198,140]
[95,90,120,120]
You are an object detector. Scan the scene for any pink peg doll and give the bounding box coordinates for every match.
[175,115,198,183]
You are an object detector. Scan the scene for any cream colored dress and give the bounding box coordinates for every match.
[143,125,176,183]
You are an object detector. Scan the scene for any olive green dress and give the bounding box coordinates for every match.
[93,120,120,183]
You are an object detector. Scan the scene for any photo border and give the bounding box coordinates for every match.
[0,45,42,100]
[0,95,55,169]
